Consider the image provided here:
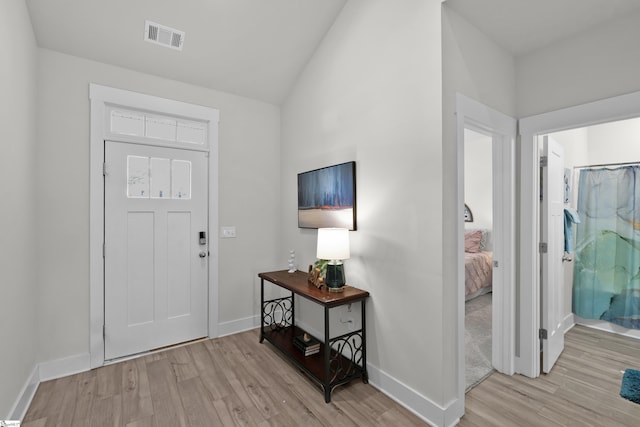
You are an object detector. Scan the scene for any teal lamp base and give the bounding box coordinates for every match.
[325,263,345,292]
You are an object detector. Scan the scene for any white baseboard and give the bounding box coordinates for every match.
[367,363,459,427]
[574,315,640,340]
[443,396,464,427]
[563,313,575,333]
[39,353,91,382]
[9,352,90,421]
[295,320,460,426]
[217,315,260,337]
[8,365,39,421]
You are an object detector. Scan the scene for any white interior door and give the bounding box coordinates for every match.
[104,141,208,360]
[541,136,565,373]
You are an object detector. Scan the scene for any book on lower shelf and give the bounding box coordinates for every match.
[294,332,321,356]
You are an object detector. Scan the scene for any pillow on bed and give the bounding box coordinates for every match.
[477,229,489,250]
[465,229,483,253]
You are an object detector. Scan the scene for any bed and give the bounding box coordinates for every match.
[464,229,493,301]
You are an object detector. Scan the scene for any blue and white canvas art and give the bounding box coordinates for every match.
[297,161,356,230]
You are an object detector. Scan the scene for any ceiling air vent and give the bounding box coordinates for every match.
[144,20,184,51]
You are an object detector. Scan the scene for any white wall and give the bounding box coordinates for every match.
[35,49,281,363]
[281,0,449,421]
[0,0,39,418]
[517,8,640,118]
[464,130,493,241]
[587,117,640,164]
[441,7,517,118]
[551,128,589,172]
[442,3,515,399]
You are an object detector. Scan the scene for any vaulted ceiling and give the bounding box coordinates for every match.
[444,0,640,56]
[26,0,347,105]
[25,0,640,105]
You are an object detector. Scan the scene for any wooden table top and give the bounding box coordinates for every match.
[259,270,369,307]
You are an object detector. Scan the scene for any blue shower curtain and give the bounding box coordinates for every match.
[573,166,640,329]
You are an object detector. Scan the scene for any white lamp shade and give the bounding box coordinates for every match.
[317,228,350,260]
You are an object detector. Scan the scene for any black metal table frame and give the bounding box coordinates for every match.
[259,277,368,403]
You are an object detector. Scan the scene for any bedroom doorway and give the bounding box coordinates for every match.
[455,94,517,402]
[463,128,494,390]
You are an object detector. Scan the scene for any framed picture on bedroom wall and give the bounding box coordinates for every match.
[464,204,473,222]
[564,168,571,204]
[298,161,357,230]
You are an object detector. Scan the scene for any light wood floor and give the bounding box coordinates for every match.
[22,330,426,426]
[460,325,640,426]
[22,325,640,426]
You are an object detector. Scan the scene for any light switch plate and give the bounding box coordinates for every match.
[220,226,236,238]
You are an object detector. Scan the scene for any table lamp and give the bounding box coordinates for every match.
[316,228,350,292]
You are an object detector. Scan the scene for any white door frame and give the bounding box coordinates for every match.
[455,94,516,403]
[518,90,640,377]
[89,84,220,368]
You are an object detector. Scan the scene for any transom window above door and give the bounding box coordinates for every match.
[109,107,208,147]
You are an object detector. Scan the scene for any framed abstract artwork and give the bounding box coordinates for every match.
[298,161,356,230]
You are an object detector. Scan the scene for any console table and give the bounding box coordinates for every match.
[258,270,369,403]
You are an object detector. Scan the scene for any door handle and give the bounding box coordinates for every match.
[199,251,207,258]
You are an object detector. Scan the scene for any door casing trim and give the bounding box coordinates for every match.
[518,90,640,377]
[455,93,516,411]
[89,84,220,368]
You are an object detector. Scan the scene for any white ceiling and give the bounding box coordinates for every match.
[25,0,346,105]
[25,1,640,106]
[444,0,640,56]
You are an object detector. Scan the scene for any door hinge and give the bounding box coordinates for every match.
[103,162,107,176]
[103,324,106,340]
[539,328,548,340]
[493,260,499,268]
[102,243,105,258]
[539,242,548,253]
[540,156,548,167]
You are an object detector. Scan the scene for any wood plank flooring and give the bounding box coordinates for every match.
[22,325,640,426]
[460,325,640,426]
[22,330,427,426]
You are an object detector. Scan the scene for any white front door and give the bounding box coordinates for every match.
[104,141,208,360]
[541,136,565,373]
